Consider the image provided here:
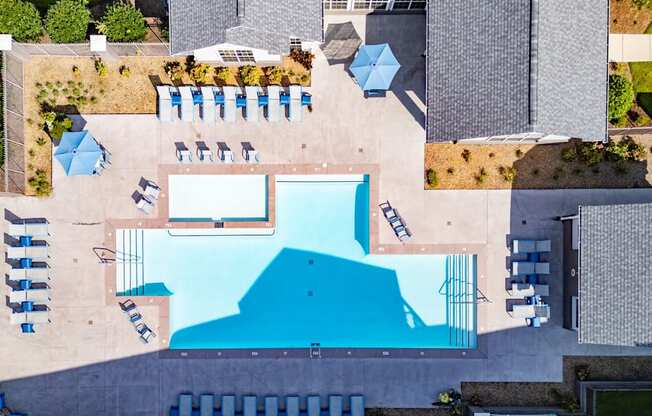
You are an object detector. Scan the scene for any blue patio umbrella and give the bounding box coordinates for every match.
[54,130,102,176]
[349,43,401,91]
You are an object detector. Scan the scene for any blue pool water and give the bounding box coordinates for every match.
[117,176,477,349]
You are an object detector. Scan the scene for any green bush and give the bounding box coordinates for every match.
[608,74,634,121]
[188,63,211,84]
[561,146,577,162]
[461,148,471,163]
[215,66,231,83]
[165,61,184,82]
[498,165,517,182]
[474,167,488,185]
[0,0,43,42]
[266,66,283,85]
[578,142,604,166]
[45,0,90,43]
[94,58,108,77]
[28,169,51,196]
[426,168,438,187]
[240,65,264,86]
[97,2,146,42]
[43,112,73,140]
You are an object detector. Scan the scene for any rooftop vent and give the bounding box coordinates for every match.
[237,0,245,17]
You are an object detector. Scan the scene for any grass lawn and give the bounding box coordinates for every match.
[595,390,652,416]
[628,62,652,117]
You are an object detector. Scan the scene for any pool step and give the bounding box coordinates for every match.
[115,229,145,296]
[445,254,476,349]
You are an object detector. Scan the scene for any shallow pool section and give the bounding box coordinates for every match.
[116,175,477,349]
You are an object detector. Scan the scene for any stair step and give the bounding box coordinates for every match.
[115,229,145,296]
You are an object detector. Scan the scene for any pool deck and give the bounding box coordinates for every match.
[1,12,652,415]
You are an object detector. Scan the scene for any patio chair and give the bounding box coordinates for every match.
[329,396,343,416]
[307,396,320,416]
[379,201,399,220]
[7,244,49,261]
[179,86,194,122]
[264,397,279,416]
[201,86,216,123]
[511,261,550,276]
[144,182,161,200]
[156,86,173,122]
[512,239,551,254]
[535,240,551,252]
[135,322,156,343]
[394,225,411,242]
[217,144,235,163]
[507,283,549,297]
[350,396,364,416]
[245,86,260,122]
[289,85,303,122]
[136,196,155,215]
[223,86,237,122]
[170,393,193,416]
[9,288,51,304]
[128,310,143,324]
[9,265,50,283]
[267,86,281,122]
[243,396,257,416]
[200,394,216,416]
[222,396,236,416]
[196,142,214,162]
[10,310,50,325]
[286,397,299,416]
[119,299,137,313]
[176,147,192,163]
[241,143,260,163]
[8,220,49,238]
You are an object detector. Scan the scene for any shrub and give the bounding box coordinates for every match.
[36,136,47,146]
[97,2,146,42]
[164,61,184,82]
[28,169,51,196]
[461,148,471,163]
[0,0,42,42]
[531,168,540,176]
[426,168,438,187]
[605,139,630,162]
[94,58,108,77]
[498,165,517,182]
[240,65,263,86]
[578,142,604,166]
[215,66,232,83]
[474,167,488,184]
[188,63,211,84]
[515,148,523,158]
[575,364,590,381]
[488,152,495,158]
[560,146,577,162]
[43,112,73,140]
[446,167,455,175]
[45,0,90,43]
[266,66,283,84]
[289,48,315,71]
[119,65,131,78]
[608,74,634,121]
[631,110,651,127]
[0,139,4,169]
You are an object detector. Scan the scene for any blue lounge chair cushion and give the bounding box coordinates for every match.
[280,94,290,105]
[236,96,247,108]
[19,279,32,290]
[192,93,203,105]
[21,323,35,333]
[19,236,32,247]
[214,94,225,105]
[21,301,34,312]
[20,258,32,268]
[301,93,312,106]
[258,95,269,106]
[171,94,182,106]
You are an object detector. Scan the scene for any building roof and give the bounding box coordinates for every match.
[169,0,323,56]
[426,0,608,142]
[578,203,652,347]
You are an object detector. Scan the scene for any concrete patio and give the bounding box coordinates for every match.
[1,13,651,416]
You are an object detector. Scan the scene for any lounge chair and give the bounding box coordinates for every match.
[144,182,161,200]
[512,261,550,276]
[6,244,48,260]
[197,142,214,162]
[243,150,259,163]
[223,86,237,122]
[201,86,216,123]
[267,86,281,122]
[286,397,299,416]
[8,220,49,238]
[289,85,303,122]
[9,265,50,283]
[9,288,51,304]
[176,146,192,163]
[394,225,411,242]
[507,283,549,297]
[512,239,551,254]
[21,323,35,333]
[156,86,173,122]
[170,393,193,416]
[128,310,143,324]
[265,397,278,416]
[379,201,399,221]
[222,395,236,416]
[200,394,216,416]
[329,396,343,416]
[119,299,137,313]
[307,396,320,416]
[136,197,155,215]
[179,86,194,122]
[511,303,550,319]
[350,396,364,416]
[243,396,257,416]
[218,144,235,163]
[10,310,50,325]
[245,86,260,122]
[135,322,156,343]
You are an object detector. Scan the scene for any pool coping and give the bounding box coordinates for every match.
[102,163,489,359]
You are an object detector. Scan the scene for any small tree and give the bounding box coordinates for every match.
[45,0,90,43]
[266,66,283,85]
[0,0,42,42]
[165,61,184,82]
[240,65,263,86]
[97,2,147,42]
[189,63,211,84]
[215,66,232,83]
[608,74,634,121]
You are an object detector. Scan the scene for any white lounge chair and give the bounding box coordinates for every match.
[200,394,215,416]
[177,148,192,163]
[286,397,299,416]
[243,149,259,163]
[307,396,320,416]
[395,225,411,242]
[267,85,281,122]
[7,245,48,260]
[350,396,364,416]
[144,183,161,200]
[222,396,236,416]
[219,149,234,163]
[136,197,154,215]
[265,397,278,416]
[329,396,343,416]
[9,288,51,304]
[243,396,256,416]
[512,239,551,254]
[179,86,194,122]
[512,261,550,276]
[201,86,216,123]
[10,310,50,325]
[223,86,236,122]
[245,86,260,122]
[197,144,213,162]
[289,85,303,122]
[156,86,173,122]
[136,323,156,343]
[9,266,50,283]
[511,303,550,320]
[507,283,549,297]
[8,221,49,238]
[178,394,192,416]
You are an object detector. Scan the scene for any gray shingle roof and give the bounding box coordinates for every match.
[169,0,323,56]
[426,0,608,142]
[578,203,652,347]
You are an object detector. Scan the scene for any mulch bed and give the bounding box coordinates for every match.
[610,0,652,33]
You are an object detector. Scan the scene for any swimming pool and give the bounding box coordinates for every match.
[116,175,477,349]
